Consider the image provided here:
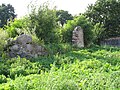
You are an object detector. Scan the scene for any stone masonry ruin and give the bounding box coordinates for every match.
[72,26,84,48]
[4,34,47,58]
[101,37,120,47]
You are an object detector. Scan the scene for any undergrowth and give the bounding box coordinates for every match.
[0,45,120,90]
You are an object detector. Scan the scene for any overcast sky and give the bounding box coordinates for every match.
[0,0,97,18]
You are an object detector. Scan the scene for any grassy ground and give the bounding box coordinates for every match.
[0,44,120,90]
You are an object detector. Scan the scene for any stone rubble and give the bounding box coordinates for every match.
[4,34,47,58]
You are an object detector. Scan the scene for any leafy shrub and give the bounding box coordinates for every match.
[28,2,59,44]
[31,33,44,45]
[0,28,9,56]
[5,18,28,38]
[9,57,41,79]
[0,57,42,79]
[63,15,93,46]
[10,66,27,79]
[0,62,10,76]
[93,23,105,44]
[0,75,7,84]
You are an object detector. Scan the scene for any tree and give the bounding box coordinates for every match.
[0,4,16,28]
[56,10,73,26]
[85,0,120,39]
[28,3,58,43]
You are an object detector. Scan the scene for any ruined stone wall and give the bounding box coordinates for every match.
[101,37,120,47]
[72,26,84,48]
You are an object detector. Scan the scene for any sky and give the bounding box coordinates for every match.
[0,0,97,18]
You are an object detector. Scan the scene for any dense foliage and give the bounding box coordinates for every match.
[56,10,73,26]
[0,28,9,56]
[63,15,93,46]
[28,3,59,44]
[0,1,120,90]
[0,45,120,90]
[85,0,120,39]
[5,18,29,37]
[0,4,16,28]
[93,23,105,44]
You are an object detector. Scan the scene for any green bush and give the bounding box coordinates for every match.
[0,75,7,84]
[28,2,59,44]
[5,18,28,38]
[0,62,10,76]
[63,15,93,46]
[0,57,42,79]
[9,57,41,79]
[10,66,27,79]
[93,23,105,44]
[0,28,9,56]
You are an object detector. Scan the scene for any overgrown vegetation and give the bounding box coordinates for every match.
[85,0,120,40]
[0,28,9,56]
[5,18,29,37]
[0,0,120,90]
[28,3,59,44]
[63,15,93,46]
[0,45,120,90]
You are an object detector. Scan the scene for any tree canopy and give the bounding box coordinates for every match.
[0,4,16,28]
[56,10,73,26]
[85,0,120,39]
